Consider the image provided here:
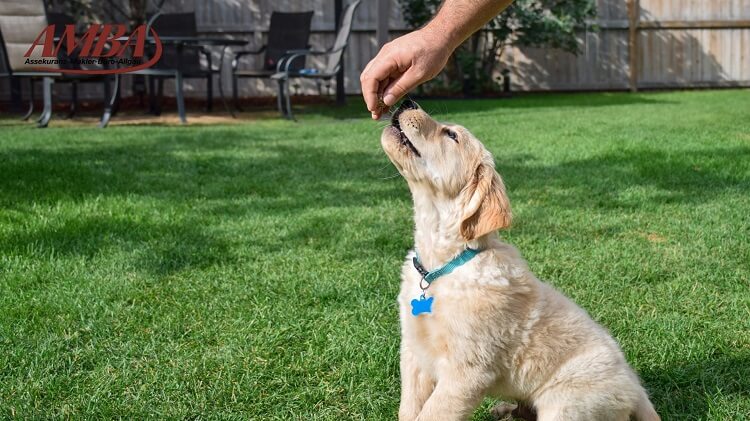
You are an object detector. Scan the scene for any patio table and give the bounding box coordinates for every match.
[113,36,248,123]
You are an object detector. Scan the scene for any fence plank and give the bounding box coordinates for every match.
[629,0,640,91]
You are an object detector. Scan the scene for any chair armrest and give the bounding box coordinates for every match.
[277,46,348,74]
[283,48,328,55]
[327,46,346,55]
[232,46,266,70]
[199,48,214,72]
[276,49,331,73]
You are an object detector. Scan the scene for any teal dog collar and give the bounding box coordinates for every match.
[411,248,481,316]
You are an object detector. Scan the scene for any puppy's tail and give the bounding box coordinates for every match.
[632,390,660,421]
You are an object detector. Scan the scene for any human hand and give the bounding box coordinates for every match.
[360,27,454,119]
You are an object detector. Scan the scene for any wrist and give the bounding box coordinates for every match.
[419,20,462,52]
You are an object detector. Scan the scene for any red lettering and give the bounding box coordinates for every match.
[117,25,148,57]
[92,24,128,57]
[24,25,56,57]
[27,23,162,74]
[74,24,101,57]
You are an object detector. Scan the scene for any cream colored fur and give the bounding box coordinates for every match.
[381,105,660,421]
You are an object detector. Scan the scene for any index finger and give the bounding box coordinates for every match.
[360,65,386,115]
[360,56,401,114]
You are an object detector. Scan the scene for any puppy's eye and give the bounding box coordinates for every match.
[444,129,458,143]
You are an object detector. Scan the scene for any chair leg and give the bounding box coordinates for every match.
[111,77,120,116]
[276,78,285,117]
[155,77,164,116]
[148,75,157,114]
[232,74,242,112]
[10,76,23,113]
[175,71,186,124]
[66,81,78,119]
[99,74,119,128]
[284,80,295,121]
[206,73,213,112]
[134,75,145,107]
[38,77,53,128]
[22,78,34,121]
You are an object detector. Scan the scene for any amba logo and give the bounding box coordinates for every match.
[24,24,162,75]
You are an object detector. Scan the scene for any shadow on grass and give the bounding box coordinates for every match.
[2,128,749,264]
[0,131,407,273]
[497,146,750,210]
[0,214,235,277]
[641,353,750,419]
[0,133,402,210]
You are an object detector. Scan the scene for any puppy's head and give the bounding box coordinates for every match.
[381,100,511,241]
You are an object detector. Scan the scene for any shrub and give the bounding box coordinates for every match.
[398,0,597,95]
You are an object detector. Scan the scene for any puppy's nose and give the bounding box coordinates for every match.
[399,98,420,111]
[391,98,422,126]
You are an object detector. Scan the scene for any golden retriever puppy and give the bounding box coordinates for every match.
[381,100,660,421]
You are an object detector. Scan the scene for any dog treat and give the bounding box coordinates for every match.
[377,97,389,114]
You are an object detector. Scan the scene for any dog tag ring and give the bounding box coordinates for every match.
[411,275,433,316]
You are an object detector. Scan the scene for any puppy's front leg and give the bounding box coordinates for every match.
[399,346,434,421]
[415,374,486,421]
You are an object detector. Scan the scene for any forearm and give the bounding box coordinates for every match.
[423,0,514,50]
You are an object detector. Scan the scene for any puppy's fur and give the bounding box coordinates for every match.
[381,101,659,421]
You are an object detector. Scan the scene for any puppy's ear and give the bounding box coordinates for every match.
[460,162,512,241]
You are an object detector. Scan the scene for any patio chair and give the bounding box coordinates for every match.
[271,0,361,120]
[0,1,117,128]
[46,12,117,120]
[148,12,218,113]
[231,11,314,111]
[121,11,187,124]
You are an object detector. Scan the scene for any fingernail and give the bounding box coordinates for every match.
[383,94,396,106]
[372,112,379,120]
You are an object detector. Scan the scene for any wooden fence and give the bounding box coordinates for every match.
[2,0,749,102]
[503,0,750,91]
[147,0,750,95]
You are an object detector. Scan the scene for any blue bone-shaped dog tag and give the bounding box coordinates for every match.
[411,295,433,316]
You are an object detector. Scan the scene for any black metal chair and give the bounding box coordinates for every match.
[46,12,118,121]
[272,0,361,119]
[231,11,313,111]
[122,12,187,124]
[148,12,218,113]
[0,1,117,128]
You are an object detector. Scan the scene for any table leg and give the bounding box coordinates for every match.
[175,71,186,124]
[11,77,23,113]
[218,45,236,118]
[148,75,159,114]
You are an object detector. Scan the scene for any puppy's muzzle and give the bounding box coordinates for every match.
[390,99,420,126]
[390,99,422,157]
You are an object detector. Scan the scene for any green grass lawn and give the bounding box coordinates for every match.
[1,90,749,420]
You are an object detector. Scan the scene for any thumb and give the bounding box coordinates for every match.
[381,67,427,107]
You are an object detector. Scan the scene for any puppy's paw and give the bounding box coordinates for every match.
[490,402,537,421]
[490,402,517,420]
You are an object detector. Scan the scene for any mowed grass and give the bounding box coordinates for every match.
[1,90,749,420]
